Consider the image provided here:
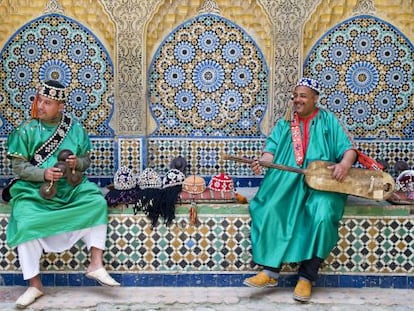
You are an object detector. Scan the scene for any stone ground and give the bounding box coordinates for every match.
[1,286,414,311]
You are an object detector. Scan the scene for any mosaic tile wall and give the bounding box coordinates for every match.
[116,137,145,175]
[304,15,414,140]
[146,138,265,178]
[0,207,413,278]
[0,13,114,137]
[146,138,414,180]
[0,4,413,187]
[148,13,269,138]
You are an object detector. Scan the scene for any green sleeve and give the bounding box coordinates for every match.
[75,154,91,172]
[6,120,37,161]
[11,157,45,182]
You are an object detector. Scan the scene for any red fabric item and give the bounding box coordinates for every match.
[298,108,319,153]
[291,112,304,166]
[208,173,234,192]
[31,94,39,119]
[291,109,319,166]
[356,150,384,171]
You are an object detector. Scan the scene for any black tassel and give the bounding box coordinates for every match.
[160,185,182,226]
[135,188,163,228]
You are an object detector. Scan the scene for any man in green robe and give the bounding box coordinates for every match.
[5,80,120,309]
[243,78,357,302]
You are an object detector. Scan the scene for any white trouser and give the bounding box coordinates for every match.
[17,224,107,280]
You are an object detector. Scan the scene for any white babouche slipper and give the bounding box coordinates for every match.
[15,287,44,309]
[85,267,120,287]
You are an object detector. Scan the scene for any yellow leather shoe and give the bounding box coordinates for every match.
[243,271,278,288]
[293,278,312,302]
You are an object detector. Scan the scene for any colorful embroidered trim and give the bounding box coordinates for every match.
[31,114,73,166]
[291,112,304,166]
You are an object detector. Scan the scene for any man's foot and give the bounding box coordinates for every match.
[243,271,278,288]
[85,267,120,287]
[293,278,312,302]
[15,287,44,309]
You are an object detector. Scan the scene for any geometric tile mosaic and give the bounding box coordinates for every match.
[117,137,144,174]
[103,214,253,272]
[0,138,13,182]
[0,14,114,137]
[304,16,414,140]
[145,138,414,181]
[327,217,414,274]
[88,138,116,177]
[148,13,269,137]
[147,138,266,177]
[354,140,414,178]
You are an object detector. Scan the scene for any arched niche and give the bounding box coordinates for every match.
[0,13,114,136]
[304,15,414,139]
[147,12,269,138]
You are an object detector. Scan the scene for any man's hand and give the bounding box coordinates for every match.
[251,152,274,175]
[44,167,64,182]
[327,163,351,182]
[251,159,262,175]
[327,149,357,182]
[66,155,78,170]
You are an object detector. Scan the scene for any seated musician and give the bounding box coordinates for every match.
[243,78,357,302]
[3,80,120,309]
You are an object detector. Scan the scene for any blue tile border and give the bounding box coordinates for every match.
[1,272,413,289]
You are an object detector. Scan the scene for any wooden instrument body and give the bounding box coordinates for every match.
[305,161,395,200]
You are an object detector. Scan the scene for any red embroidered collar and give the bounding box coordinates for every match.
[291,109,319,166]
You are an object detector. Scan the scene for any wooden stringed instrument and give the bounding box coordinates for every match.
[223,154,395,201]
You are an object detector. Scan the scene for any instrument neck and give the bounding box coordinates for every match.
[224,155,305,175]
